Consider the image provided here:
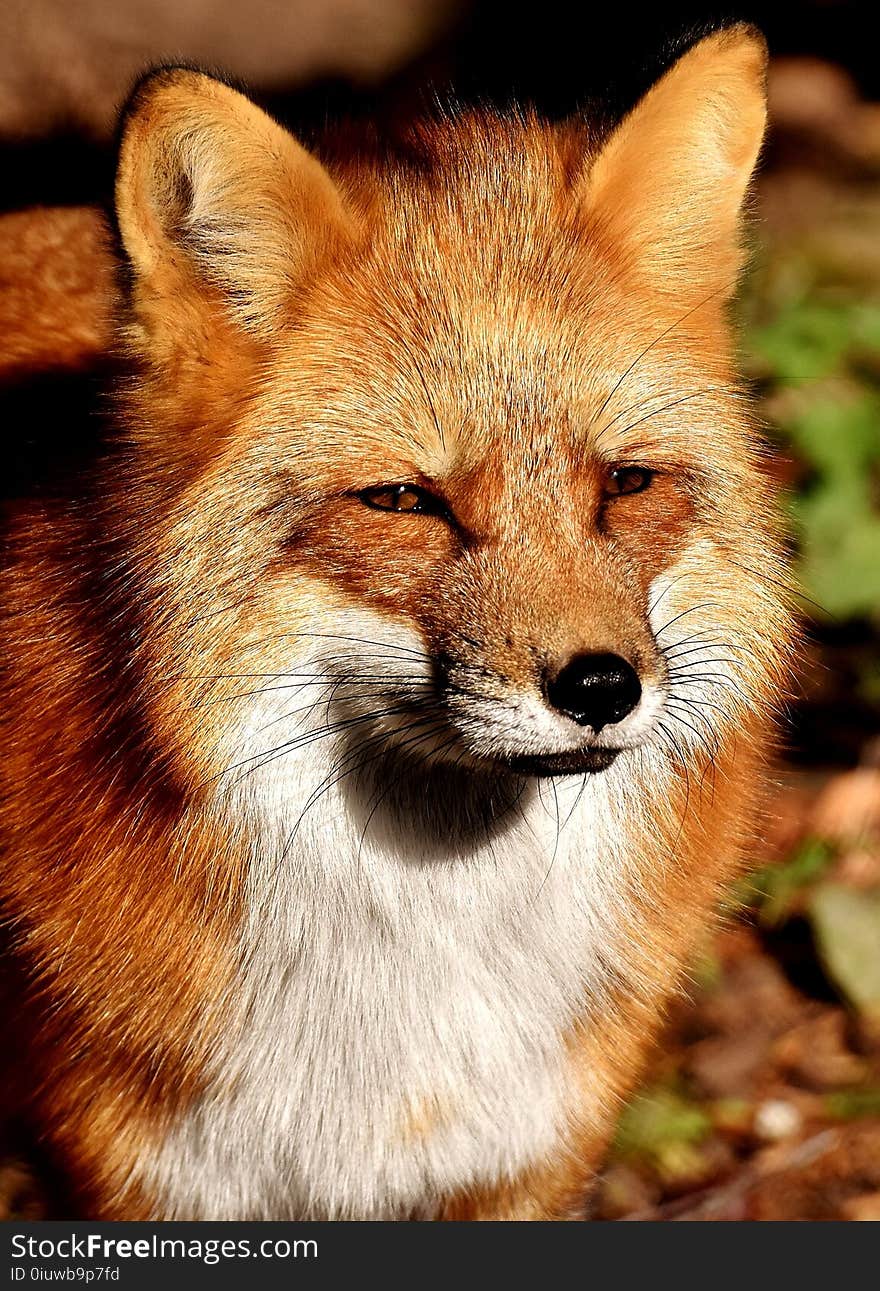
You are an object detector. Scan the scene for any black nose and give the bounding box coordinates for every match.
[545,652,642,731]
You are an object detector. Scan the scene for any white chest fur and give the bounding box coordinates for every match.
[143,623,666,1219]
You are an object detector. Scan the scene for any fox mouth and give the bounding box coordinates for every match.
[503,748,621,777]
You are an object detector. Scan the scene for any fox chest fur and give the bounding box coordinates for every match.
[141,615,679,1220]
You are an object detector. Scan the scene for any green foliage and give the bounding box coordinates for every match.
[783,390,880,619]
[825,1087,880,1120]
[749,298,880,384]
[860,657,880,704]
[613,1086,712,1181]
[737,836,836,926]
[735,845,880,1026]
[809,883,880,1020]
[741,273,880,624]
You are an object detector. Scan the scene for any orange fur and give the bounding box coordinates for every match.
[1,25,795,1218]
[0,207,115,377]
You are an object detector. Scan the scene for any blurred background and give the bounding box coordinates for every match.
[1,0,879,1221]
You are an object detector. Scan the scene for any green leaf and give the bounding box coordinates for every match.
[749,300,855,382]
[808,884,880,1019]
[784,391,880,476]
[825,1088,880,1120]
[780,392,880,619]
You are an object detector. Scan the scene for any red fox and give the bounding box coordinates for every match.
[1,24,793,1219]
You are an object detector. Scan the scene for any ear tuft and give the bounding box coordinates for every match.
[585,24,768,300]
[116,69,350,332]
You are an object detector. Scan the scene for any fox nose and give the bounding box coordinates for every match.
[545,652,642,731]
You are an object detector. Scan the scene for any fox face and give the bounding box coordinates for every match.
[200,291,711,785]
[115,30,787,809]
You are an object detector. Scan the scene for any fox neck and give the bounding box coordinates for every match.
[235,746,649,969]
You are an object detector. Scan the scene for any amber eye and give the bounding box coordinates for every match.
[604,466,655,497]
[358,483,448,517]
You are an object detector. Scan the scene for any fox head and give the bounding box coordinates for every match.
[110,25,790,806]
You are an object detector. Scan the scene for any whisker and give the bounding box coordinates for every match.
[669,672,745,689]
[725,557,823,616]
[655,722,694,846]
[656,721,693,835]
[664,707,719,762]
[254,685,434,736]
[591,284,731,442]
[661,638,733,660]
[647,572,689,620]
[280,712,447,859]
[654,602,718,638]
[666,693,729,719]
[194,678,433,713]
[667,658,741,672]
[602,385,741,447]
[354,728,461,867]
[212,703,422,785]
[597,385,711,442]
[561,773,589,832]
[225,629,433,662]
[532,776,563,903]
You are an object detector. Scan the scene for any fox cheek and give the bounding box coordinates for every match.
[600,484,698,592]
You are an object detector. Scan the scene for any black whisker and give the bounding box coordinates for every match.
[601,385,741,447]
[212,703,423,785]
[654,602,717,639]
[354,728,461,868]
[591,285,731,443]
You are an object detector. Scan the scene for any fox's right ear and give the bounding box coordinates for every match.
[116,69,351,334]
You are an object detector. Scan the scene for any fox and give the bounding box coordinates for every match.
[0,24,794,1219]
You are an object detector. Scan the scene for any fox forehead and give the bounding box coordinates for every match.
[251,325,735,532]
[261,243,733,488]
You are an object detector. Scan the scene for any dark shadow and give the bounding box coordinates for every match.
[328,730,536,865]
[788,620,880,768]
[0,362,115,506]
[0,132,113,215]
[758,914,842,1005]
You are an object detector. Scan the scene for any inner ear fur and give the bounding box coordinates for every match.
[116,68,352,332]
[584,24,768,300]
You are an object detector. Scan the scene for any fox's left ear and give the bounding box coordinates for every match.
[116,69,352,334]
[583,24,767,300]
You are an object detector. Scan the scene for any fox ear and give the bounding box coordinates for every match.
[116,69,350,332]
[584,24,767,300]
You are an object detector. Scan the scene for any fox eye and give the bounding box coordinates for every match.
[604,466,654,497]
[358,483,448,517]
